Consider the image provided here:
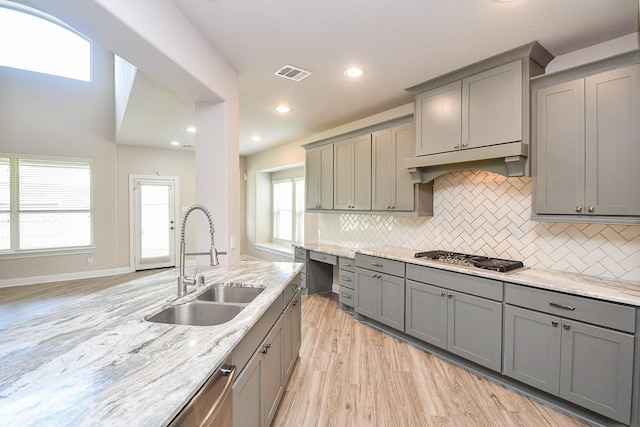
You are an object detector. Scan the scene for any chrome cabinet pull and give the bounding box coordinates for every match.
[575,206,582,212]
[342,277,352,282]
[342,293,352,299]
[551,321,558,327]
[563,323,571,330]
[549,302,576,311]
[588,206,594,213]
[371,263,383,267]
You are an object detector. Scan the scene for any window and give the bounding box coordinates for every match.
[0,155,92,255]
[272,177,304,245]
[0,3,91,81]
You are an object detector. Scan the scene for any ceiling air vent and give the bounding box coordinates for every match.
[274,65,311,82]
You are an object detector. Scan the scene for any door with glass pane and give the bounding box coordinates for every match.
[132,177,177,270]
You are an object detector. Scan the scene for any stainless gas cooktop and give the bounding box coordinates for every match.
[414,250,525,273]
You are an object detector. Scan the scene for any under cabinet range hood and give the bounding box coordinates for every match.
[404,42,553,184]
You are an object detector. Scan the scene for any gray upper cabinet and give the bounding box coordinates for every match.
[415,81,461,156]
[334,134,372,210]
[532,52,640,222]
[414,60,524,156]
[305,144,333,210]
[372,123,416,211]
[462,60,523,149]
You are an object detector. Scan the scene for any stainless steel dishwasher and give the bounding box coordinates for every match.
[169,355,236,427]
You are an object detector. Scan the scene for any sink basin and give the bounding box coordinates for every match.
[197,286,264,304]
[146,300,244,326]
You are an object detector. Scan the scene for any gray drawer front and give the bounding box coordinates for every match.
[339,270,355,290]
[285,274,301,306]
[339,257,355,273]
[310,251,337,265]
[505,283,636,333]
[406,263,503,301]
[356,254,405,277]
[339,286,355,308]
[294,247,307,259]
[295,258,307,274]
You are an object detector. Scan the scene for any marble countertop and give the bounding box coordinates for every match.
[357,246,640,307]
[0,260,302,427]
[295,242,358,259]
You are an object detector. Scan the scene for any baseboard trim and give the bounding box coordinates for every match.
[0,267,131,288]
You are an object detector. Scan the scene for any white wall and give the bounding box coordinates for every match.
[0,42,118,283]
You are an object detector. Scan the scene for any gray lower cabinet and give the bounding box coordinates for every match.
[233,317,284,427]
[503,284,635,424]
[354,254,405,331]
[338,257,355,312]
[405,279,502,372]
[283,289,301,383]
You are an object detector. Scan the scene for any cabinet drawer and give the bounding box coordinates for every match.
[339,286,355,308]
[406,263,503,301]
[505,283,636,333]
[339,257,355,273]
[284,275,301,306]
[356,254,405,277]
[339,270,355,290]
[310,251,337,265]
[294,247,307,259]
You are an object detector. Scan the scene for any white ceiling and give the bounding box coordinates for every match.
[117,0,638,155]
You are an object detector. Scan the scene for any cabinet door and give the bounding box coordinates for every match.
[503,305,561,395]
[233,350,263,427]
[392,124,416,211]
[354,268,379,319]
[334,135,371,210]
[305,147,321,210]
[284,291,301,383]
[559,320,634,424]
[263,320,285,427]
[447,291,503,372]
[372,124,415,211]
[415,81,462,155]
[585,64,640,216]
[318,144,334,210]
[462,60,523,149]
[378,273,405,332]
[405,279,447,349]
[371,129,394,210]
[534,79,586,215]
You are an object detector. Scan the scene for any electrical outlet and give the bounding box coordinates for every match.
[87,256,94,264]
[230,235,236,250]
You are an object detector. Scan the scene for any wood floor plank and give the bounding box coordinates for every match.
[272,293,589,427]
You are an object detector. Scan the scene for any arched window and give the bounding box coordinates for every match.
[0,2,91,81]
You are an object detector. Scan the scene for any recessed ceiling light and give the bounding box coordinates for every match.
[170,141,180,146]
[344,67,365,78]
[186,126,196,133]
[275,105,291,113]
[251,135,261,142]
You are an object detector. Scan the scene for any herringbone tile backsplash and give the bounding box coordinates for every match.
[317,170,640,282]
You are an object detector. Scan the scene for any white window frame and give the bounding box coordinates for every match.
[0,2,92,82]
[0,154,94,258]
[271,177,304,246]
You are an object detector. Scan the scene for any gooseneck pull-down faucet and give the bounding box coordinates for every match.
[177,204,226,297]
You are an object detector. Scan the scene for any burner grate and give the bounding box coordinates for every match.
[414,250,524,272]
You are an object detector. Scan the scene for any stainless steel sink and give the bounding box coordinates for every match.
[197,286,264,304]
[146,300,244,326]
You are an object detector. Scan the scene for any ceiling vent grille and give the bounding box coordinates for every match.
[274,65,311,82]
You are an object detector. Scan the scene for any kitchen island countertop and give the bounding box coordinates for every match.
[0,260,302,427]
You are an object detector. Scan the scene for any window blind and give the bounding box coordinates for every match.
[0,155,92,253]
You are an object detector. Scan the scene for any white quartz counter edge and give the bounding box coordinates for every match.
[0,261,303,427]
[356,246,640,307]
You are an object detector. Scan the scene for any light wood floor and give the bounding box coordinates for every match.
[273,293,589,427]
[0,268,169,329]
